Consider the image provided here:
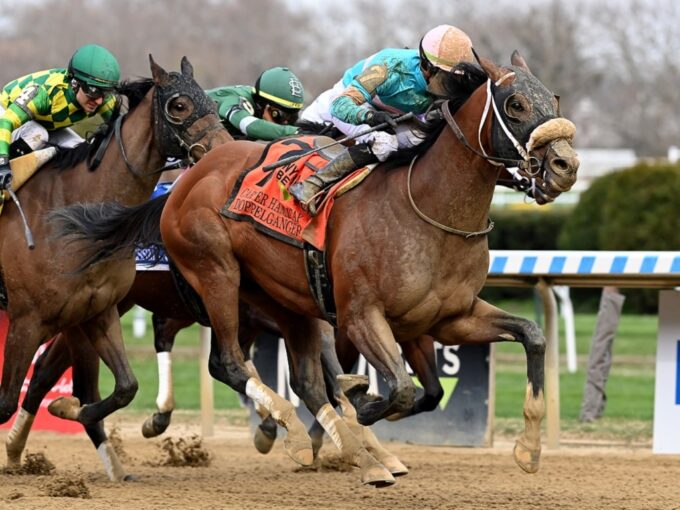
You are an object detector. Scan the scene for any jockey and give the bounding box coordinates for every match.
[0,44,120,190]
[290,25,474,214]
[206,66,304,141]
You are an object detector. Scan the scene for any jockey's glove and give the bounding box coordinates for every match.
[364,110,399,133]
[0,157,12,191]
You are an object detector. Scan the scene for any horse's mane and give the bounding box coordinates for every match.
[387,62,488,168]
[51,78,155,170]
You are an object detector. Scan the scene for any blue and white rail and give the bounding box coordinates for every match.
[484,250,680,452]
[487,250,680,287]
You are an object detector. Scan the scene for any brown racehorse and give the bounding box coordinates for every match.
[0,55,230,441]
[48,52,579,481]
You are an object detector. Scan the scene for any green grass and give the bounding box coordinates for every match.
[108,304,657,423]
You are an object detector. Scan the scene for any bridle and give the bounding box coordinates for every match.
[407,74,558,237]
[115,84,222,178]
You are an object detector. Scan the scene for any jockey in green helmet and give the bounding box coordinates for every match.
[206,66,305,141]
[0,44,121,190]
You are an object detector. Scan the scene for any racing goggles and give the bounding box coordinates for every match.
[79,82,108,100]
[269,105,299,125]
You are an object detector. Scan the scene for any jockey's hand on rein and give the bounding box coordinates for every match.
[0,158,12,191]
[364,110,399,133]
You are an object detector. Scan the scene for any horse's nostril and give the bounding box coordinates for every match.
[551,158,569,172]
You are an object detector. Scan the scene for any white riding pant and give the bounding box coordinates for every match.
[300,80,426,162]
[0,105,83,153]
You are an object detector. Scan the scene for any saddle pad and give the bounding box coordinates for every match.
[221,135,371,250]
[0,147,57,214]
[135,182,174,271]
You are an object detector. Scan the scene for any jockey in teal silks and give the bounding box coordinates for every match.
[290,25,474,215]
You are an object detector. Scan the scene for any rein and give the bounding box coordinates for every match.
[406,154,495,238]
[406,76,554,237]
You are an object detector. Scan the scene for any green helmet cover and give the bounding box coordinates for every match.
[255,67,304,109]
[69,44,121,89]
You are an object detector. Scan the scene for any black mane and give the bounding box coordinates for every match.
[51,78,155,171]
[388,62,488,167]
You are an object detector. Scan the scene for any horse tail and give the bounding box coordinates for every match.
[48,193,169,272]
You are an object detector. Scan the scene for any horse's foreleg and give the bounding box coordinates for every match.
[5,334,71,469]
[283,317,394,487]
[431,298,545,474]
[48,309,138,426]
[0,318,48,424]
[390,335,443,419]
[141,315,191,438]
[342,307,416,426]
[320,326,407,476]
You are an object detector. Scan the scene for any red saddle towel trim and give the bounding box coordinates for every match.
[223,136,362,250]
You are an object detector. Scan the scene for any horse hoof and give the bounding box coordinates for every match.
[141,412,171,438]
[361,464,396,487]
[379,455,409,476]
[283,438,314,466]
[513,440,541,474]
[123,474,139,482]
[336,374,369,394]
[47,396,81,421]
[253,426,276,454]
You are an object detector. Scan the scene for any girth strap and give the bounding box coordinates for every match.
[303,244,337,327]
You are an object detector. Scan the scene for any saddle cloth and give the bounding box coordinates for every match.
[0,147,57,214]
[221,135,372,250]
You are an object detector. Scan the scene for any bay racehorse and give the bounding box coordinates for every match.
[0,55,230,472]
[47,52,579,480]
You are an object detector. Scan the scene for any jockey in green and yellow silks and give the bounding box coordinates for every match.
[0,44,120,190]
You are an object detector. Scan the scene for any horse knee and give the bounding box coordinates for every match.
[520,319,545,354]
[114,378,138,408]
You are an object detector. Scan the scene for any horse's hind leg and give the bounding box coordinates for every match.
[280,315,394,487]
[141,315,193,438]
[431,298,545,474]
[68,332,130,481]
[48,308,138,425]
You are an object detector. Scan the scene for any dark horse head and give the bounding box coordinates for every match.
[438,50,579,205]
[147,55,224,162]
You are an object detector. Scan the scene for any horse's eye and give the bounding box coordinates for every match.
[173,101,186,111]
[509,100,523,112]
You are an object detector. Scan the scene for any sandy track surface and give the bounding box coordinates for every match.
[1,416,678,510]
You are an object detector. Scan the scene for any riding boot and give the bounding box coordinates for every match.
[290,143,377,215]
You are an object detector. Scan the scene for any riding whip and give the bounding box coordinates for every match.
[263,112,415,171]
[7,187,35,249]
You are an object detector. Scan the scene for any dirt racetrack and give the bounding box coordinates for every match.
[0,414,678,510]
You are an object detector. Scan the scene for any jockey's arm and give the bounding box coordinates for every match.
[330,63,388,126]
[0,84,50,161]
[225,98,297,141]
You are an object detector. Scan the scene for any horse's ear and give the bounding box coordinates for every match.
[511,50,532,75]
[180,57,194,79]
[149,54,170,84]
[472,48,503,82]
